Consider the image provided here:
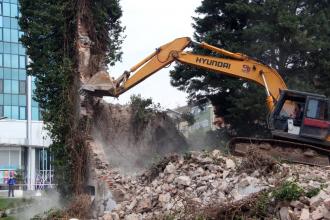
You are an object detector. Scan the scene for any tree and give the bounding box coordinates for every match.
[19,0,124,195]
[303,0,330,96]
[171,0,330,136]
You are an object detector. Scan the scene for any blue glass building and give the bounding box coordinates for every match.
[0,0,53,192]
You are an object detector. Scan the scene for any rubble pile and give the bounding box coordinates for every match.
[277,164,330,220]
[96,149,330,220]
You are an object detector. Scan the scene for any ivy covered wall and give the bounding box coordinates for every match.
[19,0,124,195]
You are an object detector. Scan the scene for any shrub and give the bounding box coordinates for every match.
[273,181,304,201]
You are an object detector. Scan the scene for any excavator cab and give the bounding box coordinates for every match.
[270,90,330,147]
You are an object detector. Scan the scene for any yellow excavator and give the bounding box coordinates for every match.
[81,37,330,166]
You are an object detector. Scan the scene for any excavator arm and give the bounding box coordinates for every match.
[81,37,287,111]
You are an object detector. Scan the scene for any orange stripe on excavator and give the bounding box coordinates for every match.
[303,118,330,129]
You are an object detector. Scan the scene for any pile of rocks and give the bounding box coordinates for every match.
[278,165,330,220]
[98,150,330,220]
[279,195,330,220]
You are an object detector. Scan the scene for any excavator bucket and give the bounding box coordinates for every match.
[80,71,117,97]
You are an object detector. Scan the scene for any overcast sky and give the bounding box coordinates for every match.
[106,0,202,109]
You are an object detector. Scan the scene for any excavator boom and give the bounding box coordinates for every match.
[81,37,287,111]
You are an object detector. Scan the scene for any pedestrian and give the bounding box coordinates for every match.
[7,175,16,197]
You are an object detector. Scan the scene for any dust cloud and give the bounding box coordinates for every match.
[91,102,189,174]
[16,190,62,220]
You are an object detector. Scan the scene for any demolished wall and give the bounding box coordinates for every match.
[91,102,189,172]
[85,100,189,218]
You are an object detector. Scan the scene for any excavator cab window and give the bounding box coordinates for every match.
[271,92,306,133]
[300,97,329,140]
[305,99,328,120]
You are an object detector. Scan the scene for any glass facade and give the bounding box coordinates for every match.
[0,0,50,191]
[0,148,20,184]
[0,0,28,120]
[35,148,54,189]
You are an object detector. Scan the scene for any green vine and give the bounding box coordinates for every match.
[19,0,124,196]
[129,94,162,139]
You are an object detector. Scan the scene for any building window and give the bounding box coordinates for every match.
[19,94,26,106]
[10,4,17,17]
[4,54,10,67]
[10,17,17,29]
[11,68,18,79]
[0,79,3,93]
[3,28,10,42]
[4,42,10,53]
[11,54,18,68]
[11,79,18,93]
[0,94,3,105]
[12,105,18,119]
[3,16,10,28]
[3,94,10,105]
[3,68,10,79]
[11,43,18,54]
[32,106,39,120]
[11,29,18,42]
[19,55,25,68]
[18,69,26,80]
[18,44,26,55]
[32,97,38,107]
[0,105,3,117]
[3,3,10,17]
[35,148,54,187]
[0,149,21,184]
[19,80,25,94]
[11,94,18,105]
[4,79,11,93]
[19,106,25,120]
[4,105,11,118]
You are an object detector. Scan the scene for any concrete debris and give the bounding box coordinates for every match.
[310,190,329,208]
[136,198,152,213]
[290,200,304,209]
[164,163,176,174]
[175,176,191,186]
[299,208,310,220]
[225,158,236,169]
[279,206,290,220]
[91,149,330,220]
[324,198,330,210]
[311,205,325,220]
[279,189,330,220]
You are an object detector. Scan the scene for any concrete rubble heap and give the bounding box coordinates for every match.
[95,149,330,220]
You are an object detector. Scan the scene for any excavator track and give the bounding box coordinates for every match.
[228,137,330,166]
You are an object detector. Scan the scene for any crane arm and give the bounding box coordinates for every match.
[82,37,287,111]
